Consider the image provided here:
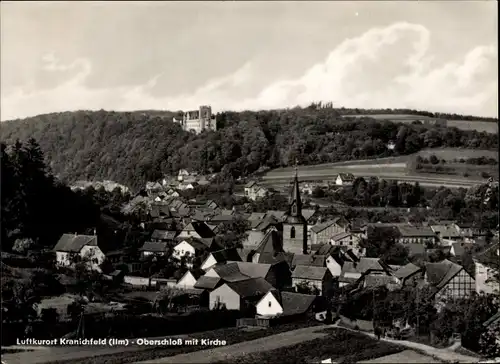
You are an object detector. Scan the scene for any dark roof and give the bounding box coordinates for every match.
[226,278,274,298]
[53,234,98,253]
[245,181,258,188]
[139,241,168,252]
[185,222,215,238]
[425,259,465,290]
[213,263,250,282]
[151,230,177,241]
[398,226,436,237]
[150,203,172,218]
[337,173,355,181]
[210,214,235,223]
[265,210,287,221]
[431,225,462,238]
[255,230,284,255]
[256,251,294,266]
[364,274,398,288]
[292,254,326,268]
[237,248,253,262]
[248,213,266,221]
[302,209,316,221]
[181,237,219,252]
[232,261,272,279]
[292,265,328,280]
[251,215,279,231]
[313,243,338,257]
[394,263,423,280]
[406,243,426,257]
[211,248,243,264]
[451,242,475,257]
[279,291,317,317]
[194,276,221,290]
[330,232,352,241]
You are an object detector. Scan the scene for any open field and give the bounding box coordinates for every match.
[342,114,498,133]
[359,349,442,363]
[262,148,496,188]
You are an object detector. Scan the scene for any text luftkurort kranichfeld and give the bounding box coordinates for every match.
[16,338,227,347]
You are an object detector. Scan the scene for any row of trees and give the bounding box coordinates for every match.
[1,107,497,190]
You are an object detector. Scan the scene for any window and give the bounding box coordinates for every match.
[290,226,296,239]
[268,301,272,307]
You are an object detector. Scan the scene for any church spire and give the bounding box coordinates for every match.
[290,158,302,217]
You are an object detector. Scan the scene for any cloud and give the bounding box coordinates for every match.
[1,22,497,120]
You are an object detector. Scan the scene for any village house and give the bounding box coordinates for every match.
[150,229,178,242]
[172,238,221,264]
[242,215,280,248]
[53,233,105,271]
[177,221,215,240]
[338,257,394,287]
[312,245,359,278]
[449,242,475,257]
[176,270,201,289]
[393,263,425,287]
[396,226,436,245]
[244,181,270,201]
[248,230,293,267]
[431,224,463,242]
[329,231,361,250]
[255,290,318,319]
[178,181,198,190]
[292,265,333,296]
[335,173,355,186]
[209,278,274,311]
[425,259,475,302]
[201,247,243,271]
[309,217,350,246]
[406,243,426,258]
[453,222,491,238]
[177,169,190,182]
[139,241,169,259]
[145,181,163,196]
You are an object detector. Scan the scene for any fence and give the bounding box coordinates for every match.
[236,317,271,328]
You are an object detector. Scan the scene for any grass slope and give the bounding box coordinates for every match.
[214,327,404,364]
[46,322,323,364]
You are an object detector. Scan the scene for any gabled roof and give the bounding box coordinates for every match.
[245,181,258,188]
[183,222,215,238]
[211,248,243,264]
[425,259,466,290]
[406,243,426,257]
[337,173,355,181]
[292,265,329,280]
[212,263,250,282]
[313,243,338,257]
[248,213,266,221]
[194,276,221,290]
[231,261,272,279]
[256,252,294,266]
[151,230,177,241]
[250,215,279,231]
[451,242,475,257]
[302,209,316,221]
[330,231,352,241]
[209,214,234,223]
[398,226,436,237]
[431,225,462,238]
[341,257,391,276]
[226,278,274,299]
[263,291,317,317]
[179,237,219,252]
[310,220,337,234]
[394,262,423,280]
[255,230,283,255]
[265,210,287,221]
[54,234,98,253]
[292,254,326,268]
[150,203,172,218]
[139,241,168,252]
[364,274,398,288]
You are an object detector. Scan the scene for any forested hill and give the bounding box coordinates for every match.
[1,107,498,191]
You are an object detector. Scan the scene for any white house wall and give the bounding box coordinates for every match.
[177,272,197,289]
[209,284,241,310]
[256,291,283,317]
[201,254,218,271]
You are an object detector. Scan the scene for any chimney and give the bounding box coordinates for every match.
[93,228,97,236]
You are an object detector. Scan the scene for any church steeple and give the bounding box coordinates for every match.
[289,159,302,217]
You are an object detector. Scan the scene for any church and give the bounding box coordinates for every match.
[282,165,309,255]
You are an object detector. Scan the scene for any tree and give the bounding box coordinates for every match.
[479,320,500,358]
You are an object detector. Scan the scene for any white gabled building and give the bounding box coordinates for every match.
[53,233,105,272]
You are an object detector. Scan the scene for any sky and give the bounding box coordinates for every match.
[1,1,498,121]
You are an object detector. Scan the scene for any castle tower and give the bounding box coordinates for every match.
[282,160,308,254]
